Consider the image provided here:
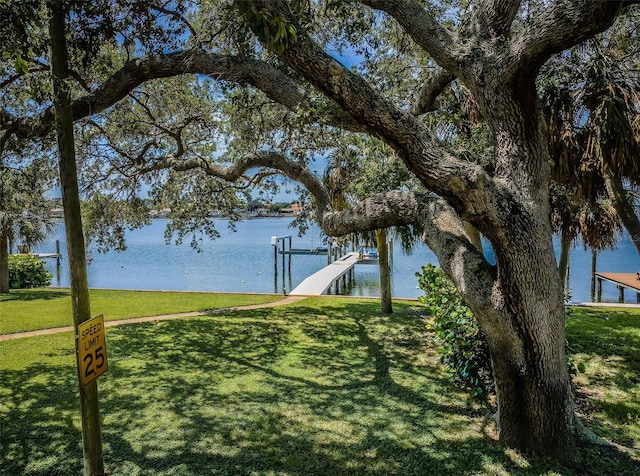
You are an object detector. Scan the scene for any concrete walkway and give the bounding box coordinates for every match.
[4,296,637,343]
[574,301,640,309]
[0,295,307,342]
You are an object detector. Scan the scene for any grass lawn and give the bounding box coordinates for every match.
[566,307,640,452]
[0,288,283,334]
[0,295,638,475]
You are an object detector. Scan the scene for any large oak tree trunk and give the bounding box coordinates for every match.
[462,81,576,460]
[0,232,9,293]
[486,236,574,460]
[486,191,574,456]
[422,185,576,460]
[492,349,575,459]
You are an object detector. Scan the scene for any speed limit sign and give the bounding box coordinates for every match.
[77,315,108,386]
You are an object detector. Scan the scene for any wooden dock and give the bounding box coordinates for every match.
[10,252,60,259]
[594,272,640,303]
[12,240,61,264]
[278,248,328,255]
[289,252,360,296]
[34,253,60,259]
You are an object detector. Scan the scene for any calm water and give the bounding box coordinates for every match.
[37,217,639,302]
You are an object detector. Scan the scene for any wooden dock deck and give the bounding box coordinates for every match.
[278,248,328,255]
[594,272,640,303]
[10,252,60,262]
[12,240,61,263]
[34,253,60,259]
[289,252,360,296]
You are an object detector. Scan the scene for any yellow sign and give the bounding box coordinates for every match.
[77,315,108,386]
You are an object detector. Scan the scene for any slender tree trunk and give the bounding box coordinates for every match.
[375,228,392,314]
[48,3,104,475]
[558,226,572,290]
[602,163,640,255]
[591,250,598,302]
[0,232,9,293]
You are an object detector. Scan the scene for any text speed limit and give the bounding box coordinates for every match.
[77,315,108,386]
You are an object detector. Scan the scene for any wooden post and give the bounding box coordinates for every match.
[288,236,292,274]
[273,268,278,293]
[48,2,104,475]
[590,251,597,302]
[281,239,285,272]
[56,239,61,265]
[55,261,61,286]
[618,286,624,303]
[597,278,602,302]
[273,243,277,273]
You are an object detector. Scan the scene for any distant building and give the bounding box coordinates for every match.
[280,203,303,215]
[149,208,172,218]
[251,202,273,217]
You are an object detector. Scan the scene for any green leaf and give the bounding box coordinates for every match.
[15,54,28,74]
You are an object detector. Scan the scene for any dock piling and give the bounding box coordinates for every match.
[597,277,602,302]
[618,286,624,303]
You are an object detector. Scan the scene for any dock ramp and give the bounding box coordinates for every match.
[289,252,360,295]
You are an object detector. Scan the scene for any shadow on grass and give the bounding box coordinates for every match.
[0,288,70,302]
[0,365,84,475]
[1,301,638,475]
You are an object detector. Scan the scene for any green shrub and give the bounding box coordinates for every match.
[416,264,494,400]
[8,254,52,289]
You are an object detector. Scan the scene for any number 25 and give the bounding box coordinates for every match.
[83,346,105,378]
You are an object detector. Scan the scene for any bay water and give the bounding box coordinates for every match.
[37,217,639,302]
